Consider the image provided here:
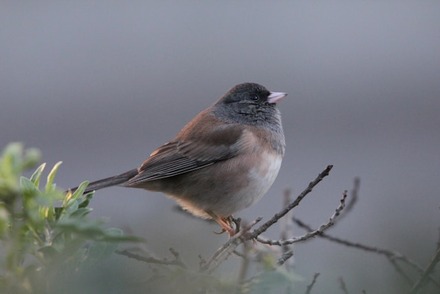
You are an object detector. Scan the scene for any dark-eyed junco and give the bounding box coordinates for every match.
[71,83,286,235]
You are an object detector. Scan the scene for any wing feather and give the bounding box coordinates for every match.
[126,124,245,185]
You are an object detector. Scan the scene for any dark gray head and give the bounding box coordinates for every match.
[213,83,286,131]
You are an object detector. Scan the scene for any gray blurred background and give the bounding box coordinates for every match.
[1,1,440,293]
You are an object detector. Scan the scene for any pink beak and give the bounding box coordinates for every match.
[268,91,287,104]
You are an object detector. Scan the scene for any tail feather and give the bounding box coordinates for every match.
[69,169,138,193]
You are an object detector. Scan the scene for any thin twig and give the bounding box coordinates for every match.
[409,246,440,294]
[200,218,261,273]
[256,190,347,246]
[280,189,295,269]
[305,273,320,294]
[115,248,186,268]
[437,227,440,251]
[293,219,440,288]
[339,177,359,221]
[387,256,413,285]
[338,277,349,294]
[237,223,252,286]
[249,165,333,239]
[277,250,294,266]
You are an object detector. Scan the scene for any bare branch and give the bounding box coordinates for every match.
[249,165,333,239]
[409,246,440,294]
[338,177,359,221]
[277,250,294,266]
[386,256,413,285]
[305,273,320,294]
[293,219,440,288]
[237,223,252,286]
[338,277,349,294]
[115,248,186,268]
[437,227,440,251]
[256,190,347,246]
[279,189,295,269]
[200,217,261,273]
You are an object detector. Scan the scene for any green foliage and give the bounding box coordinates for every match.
[0,143,140,294]
[0,143,302,294]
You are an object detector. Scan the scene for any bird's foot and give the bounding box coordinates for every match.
[208,213,240,236]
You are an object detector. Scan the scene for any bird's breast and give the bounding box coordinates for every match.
[238,150,283,208]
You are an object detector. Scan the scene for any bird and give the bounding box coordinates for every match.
[70,83,286,236]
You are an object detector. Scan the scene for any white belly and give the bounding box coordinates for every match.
[171,151,283,219]
[231,152,283,212]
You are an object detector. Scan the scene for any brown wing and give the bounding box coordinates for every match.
[126,124,246,185]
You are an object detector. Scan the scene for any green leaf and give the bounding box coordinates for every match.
[30,163,46,187]
[1,143,41,175]
[2,142,23,173]
[20,176,37,193]
[0,143,147,293]
[45,161,62,192]
[62,198,80,217]
[54,207,64,220]
[70,207,93,218]
[0,204,10,236]
[101,227,143,242]
[56,219,142,242]
[56,219,108,239]
[64,181,89,206]
[105,227,123,237]
[78,192,93,208]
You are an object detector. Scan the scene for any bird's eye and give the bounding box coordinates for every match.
[251,95,259,101]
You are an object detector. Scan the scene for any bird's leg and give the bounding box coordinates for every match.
[207,211,236,236]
